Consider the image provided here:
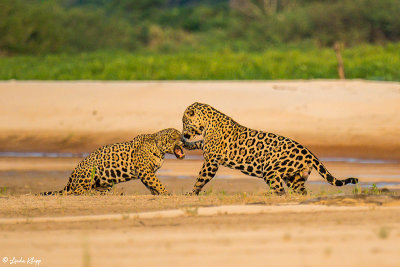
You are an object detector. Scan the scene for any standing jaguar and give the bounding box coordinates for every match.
[40,128,185,195]
[182,102,358,195]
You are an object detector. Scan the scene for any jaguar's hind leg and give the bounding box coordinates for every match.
[284,169,311,195]
[70,185,90,195]
[264,171,285,195]
[64,178,92,195]
[94,185,113,195]
[91,175,116,194]
[65,165,98,195]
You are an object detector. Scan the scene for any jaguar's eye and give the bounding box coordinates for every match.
[187,110,194,116]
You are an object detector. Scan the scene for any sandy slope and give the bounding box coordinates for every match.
[1,80,399,159]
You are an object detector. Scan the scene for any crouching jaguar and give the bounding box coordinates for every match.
[40,128,185,195]
[182,102,358,195]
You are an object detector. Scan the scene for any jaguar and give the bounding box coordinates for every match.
[40,128,185,195]
[182,102,358,195]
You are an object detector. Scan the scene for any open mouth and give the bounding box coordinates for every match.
[173,145,185,159]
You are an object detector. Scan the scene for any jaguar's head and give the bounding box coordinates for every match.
[155,128,185,159]
[182,102,207,140]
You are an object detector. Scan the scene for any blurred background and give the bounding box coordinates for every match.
[0,0,399,80]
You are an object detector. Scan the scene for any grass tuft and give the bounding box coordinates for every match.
[0,187,8,196]
[378,227,390,239]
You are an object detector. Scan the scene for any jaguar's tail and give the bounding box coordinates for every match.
[38,184,71,196]
[311,153,358,186]
[39,190,63,196]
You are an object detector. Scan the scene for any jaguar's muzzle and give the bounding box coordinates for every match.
[173,145,185,159]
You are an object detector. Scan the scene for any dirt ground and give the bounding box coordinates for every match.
[1,195,400,267]
[0,156,399,267]
[0,81,400,266]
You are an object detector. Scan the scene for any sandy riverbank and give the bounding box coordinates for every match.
[1,80,399,159]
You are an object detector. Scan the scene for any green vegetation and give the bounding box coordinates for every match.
[90,166,96,186]
[1,0,400,55]
[1,44,399,80]
[1,0,399,80]
[0,187,8,196]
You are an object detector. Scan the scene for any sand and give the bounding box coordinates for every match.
[1,80,400,159]
[1,199,400,267]
[1,81,400,266]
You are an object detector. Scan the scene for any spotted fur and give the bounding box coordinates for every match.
[40,128,185,195]
[182,102,358,195]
